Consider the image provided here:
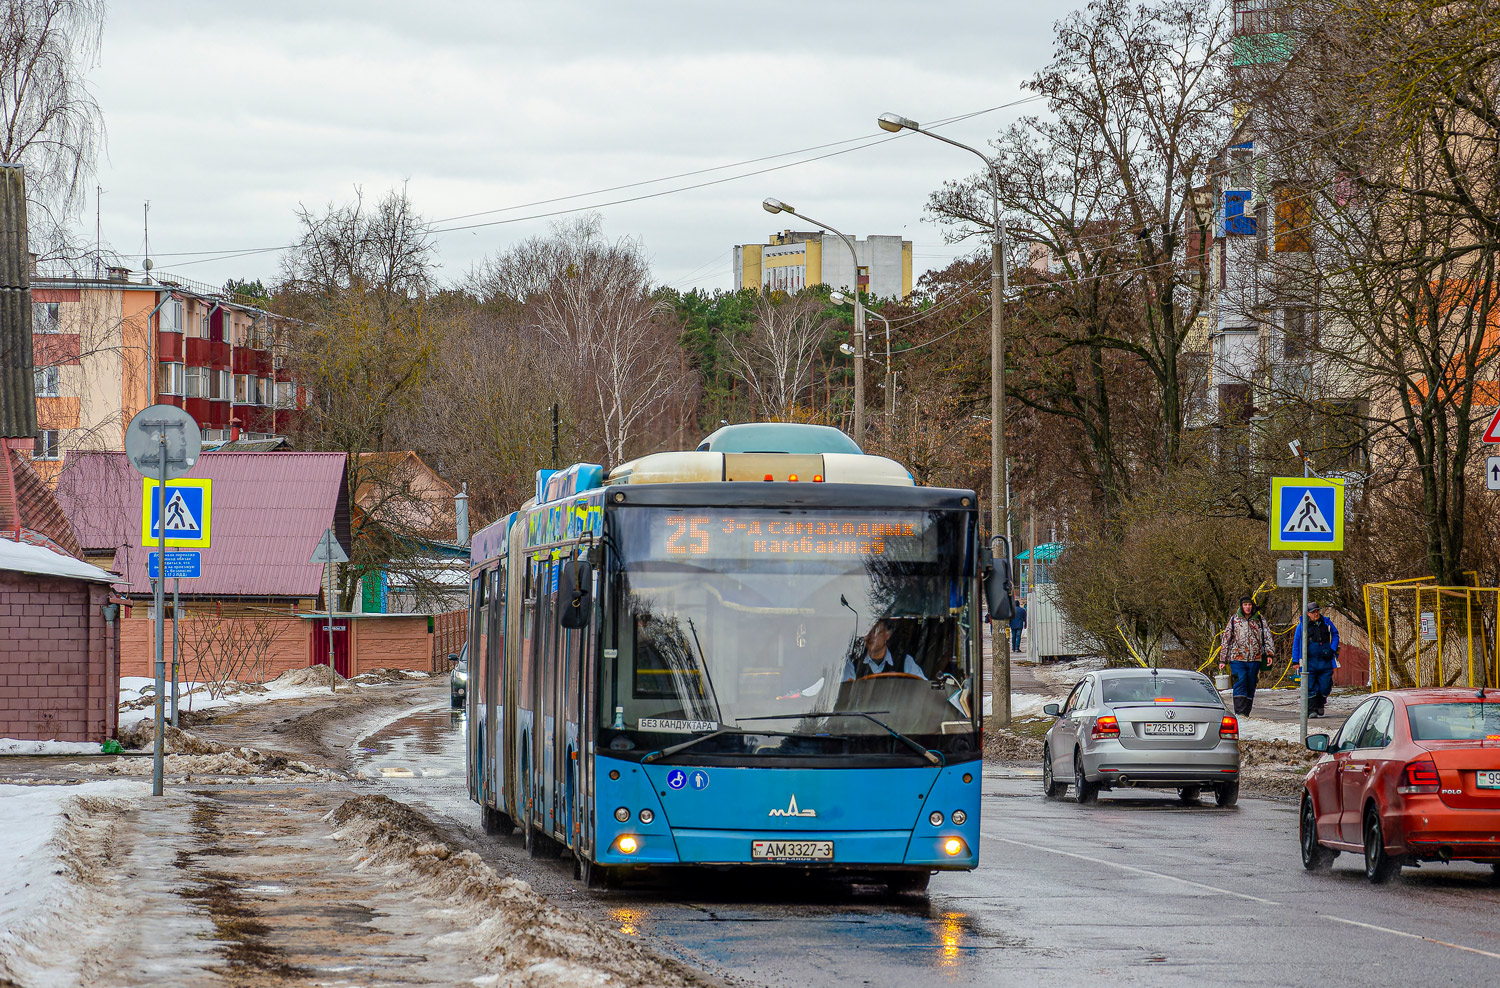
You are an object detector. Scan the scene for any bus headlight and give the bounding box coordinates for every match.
[614,807,630,823]
[929,811,944,827]
[951,810,967,825]
[617,835,639,854]
[638,809,654,824]
[943,837,965,857]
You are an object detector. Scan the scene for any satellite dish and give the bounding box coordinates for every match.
[143,258,154,271]
[124,404,201,481]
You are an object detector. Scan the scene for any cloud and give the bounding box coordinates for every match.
[90,0,1070,291]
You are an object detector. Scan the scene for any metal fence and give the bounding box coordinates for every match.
[1364,578,1499,690]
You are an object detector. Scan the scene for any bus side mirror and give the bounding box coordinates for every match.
[558,559,593,629]
[982,540,1015,623]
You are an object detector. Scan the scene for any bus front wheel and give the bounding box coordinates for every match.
[482,804,515,836]
[886,871,932,895]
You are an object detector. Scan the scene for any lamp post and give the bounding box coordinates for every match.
[880,110,1012,727]
[763,198,868,447]
[832,290,893,420]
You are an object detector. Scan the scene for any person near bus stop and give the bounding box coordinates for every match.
[1218,595,1274,716]
[1008,599,1028,654]
[1292,602,1340,717]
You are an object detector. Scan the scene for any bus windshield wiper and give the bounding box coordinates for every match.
[641,725,796,764]
[735,711,941,765]
[641,729,739,764]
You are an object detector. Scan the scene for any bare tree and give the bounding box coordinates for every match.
[926,0,1234,508]
[471,216,690,464]
[181,610,296,695]
[723,292,829,420]
[1246,0,1500,584]
[279,187,443,609]
[0,0,104,257]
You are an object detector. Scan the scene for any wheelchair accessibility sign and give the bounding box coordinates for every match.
[140,478,212,548]
[1269,477,1343,551]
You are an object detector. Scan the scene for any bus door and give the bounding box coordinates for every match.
[568,559,596,856]
[467,572,486,802]
[540,557,561,839]
[485,564,504,810]
[558,563,578,846]
[517,558,538,832]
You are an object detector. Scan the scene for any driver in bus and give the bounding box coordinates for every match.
[843,618,924,680]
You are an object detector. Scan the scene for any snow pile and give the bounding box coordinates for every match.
[117,667,353,730]
[266,666,349,689]
[327,795,704,987]
[350,668,431,685]
[0,781,145,987]
[0,739,104,756]
[77,727,343,781]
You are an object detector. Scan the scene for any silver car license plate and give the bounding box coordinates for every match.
[1477,771,1500,789]
[1142,722,1196,737]
[752,839,834,861]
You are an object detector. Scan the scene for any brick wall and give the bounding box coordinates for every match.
[120,611,307,682]
[0,573,119,742]
[348,616,433,675]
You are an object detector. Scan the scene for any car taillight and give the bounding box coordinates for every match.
[1219,715,1238,740]
[1091,715,1119,740]
[1397,760,1440,795]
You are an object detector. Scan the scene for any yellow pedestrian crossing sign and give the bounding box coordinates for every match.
[141,478,212,548]
[1269,477,1344,551]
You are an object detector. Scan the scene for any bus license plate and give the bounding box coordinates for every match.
[1142,722,1196,737]
[1477,771,1500,789]
[752,840,834,861]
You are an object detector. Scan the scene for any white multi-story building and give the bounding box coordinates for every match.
[733,230,913,299]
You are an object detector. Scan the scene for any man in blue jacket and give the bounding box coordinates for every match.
[1292,602,1340,717]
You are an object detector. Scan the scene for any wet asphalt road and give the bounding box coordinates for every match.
[357,705,1500,987]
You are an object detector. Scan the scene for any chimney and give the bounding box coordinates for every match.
[106,265,130,282]
[455,482,470,546]
[230,417,241,441]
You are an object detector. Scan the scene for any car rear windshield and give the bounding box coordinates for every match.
[1101,676,1221,705]
[1406,702,1500,741]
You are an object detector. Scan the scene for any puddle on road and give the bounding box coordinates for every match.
[357,708,465,781]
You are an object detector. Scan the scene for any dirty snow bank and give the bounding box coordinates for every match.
[327,795,709,988]
[77,726,345,781]
[0,781,145,987]
[118,667,354,730]
[0,739,103,755]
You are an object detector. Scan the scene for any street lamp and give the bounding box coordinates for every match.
[832,290,893,420]
[763,198,869,447]
[881,110,1014,727]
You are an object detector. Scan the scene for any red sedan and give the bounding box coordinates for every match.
[1300,688,1500,883]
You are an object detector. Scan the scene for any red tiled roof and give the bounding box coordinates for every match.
[55,451,349,598]
[0,446,83,557]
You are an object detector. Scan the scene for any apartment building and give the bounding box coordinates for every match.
[29,266,305,483]
[733,230,913,299]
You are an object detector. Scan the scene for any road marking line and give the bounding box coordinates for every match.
[1321,915,1500,959]
[984,833,1282,905]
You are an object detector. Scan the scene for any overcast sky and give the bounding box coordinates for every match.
[88,1,1076,294]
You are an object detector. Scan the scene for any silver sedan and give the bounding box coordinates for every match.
[1042,668,1241,806]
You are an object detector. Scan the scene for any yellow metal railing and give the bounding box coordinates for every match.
[1363,578,1499,691]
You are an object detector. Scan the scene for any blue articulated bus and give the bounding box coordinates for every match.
[464,427,1004,889]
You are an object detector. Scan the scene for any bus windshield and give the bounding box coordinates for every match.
[605,506,978,756]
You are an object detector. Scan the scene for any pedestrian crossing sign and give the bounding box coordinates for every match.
[141,478,212,548]
[1269,477,1343,551]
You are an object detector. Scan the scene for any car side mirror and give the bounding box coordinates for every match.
[1043,703,1061,717]
[981,538,1015,623]
[557,559,594,629]
[447,652,459,665]
[1305,733,1329,753]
